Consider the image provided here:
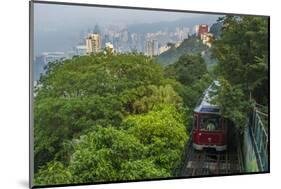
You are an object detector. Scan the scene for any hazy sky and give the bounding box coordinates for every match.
[33,2,221,55]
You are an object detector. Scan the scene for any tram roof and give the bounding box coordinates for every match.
[194,80,220,114]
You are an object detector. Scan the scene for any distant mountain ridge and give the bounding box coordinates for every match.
[128,16,219,33]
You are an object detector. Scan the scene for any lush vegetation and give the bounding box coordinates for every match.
[164,54,212,110]
[34,53,194,185]
[34,15,269,186]
[211,16,269,128]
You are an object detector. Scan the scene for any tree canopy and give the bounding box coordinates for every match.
[212,16,268,104]
[34,53,189,186]
[211,16,269,127]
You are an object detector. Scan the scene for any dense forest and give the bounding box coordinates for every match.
[33,15,268,186]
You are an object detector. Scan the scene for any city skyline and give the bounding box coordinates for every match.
[34,3,221,56]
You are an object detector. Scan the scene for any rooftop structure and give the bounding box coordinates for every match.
[197,24,209,37]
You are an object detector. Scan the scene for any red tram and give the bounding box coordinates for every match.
[192,81,227,151]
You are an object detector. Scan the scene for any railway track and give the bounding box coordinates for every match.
[180,141,241,177]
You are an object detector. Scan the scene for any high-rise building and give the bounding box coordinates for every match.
[145,40,152,56]
[197,24,209,37]
[86,33,101,54]
[175,27,189,41]
[152,40,159,56]
[120,29,129,43]
[130,33,142,52]
[145,39,159,57]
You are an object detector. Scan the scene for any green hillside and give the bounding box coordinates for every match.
[156,35,217,69]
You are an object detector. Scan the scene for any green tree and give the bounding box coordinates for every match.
[34,53,167,171]
[165,54,207,86]
[60,126,170,183]
[68,126,159,182]
[211,15,268,128]
[36,53,164,99]
[36,126,172,185]
[124,105,188,171]
[212,78,251,129]
[35,161,73,186]
[34,95,124,171]
[131,84,183,114]
[34,52,190,185]
[212,16,268,104]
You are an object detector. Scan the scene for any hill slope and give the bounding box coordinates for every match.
[156,36,217,69]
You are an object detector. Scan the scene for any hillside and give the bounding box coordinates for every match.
[156,36,217,69]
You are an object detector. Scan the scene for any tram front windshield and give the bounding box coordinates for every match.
[199,114,221,131]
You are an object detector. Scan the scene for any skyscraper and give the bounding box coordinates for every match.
[145,39,159,57]
[86,33,101,54]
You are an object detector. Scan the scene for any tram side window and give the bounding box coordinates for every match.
[193,115,198,129]
[199,115,221,131]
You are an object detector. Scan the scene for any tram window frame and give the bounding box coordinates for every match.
[199,114,222,132]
